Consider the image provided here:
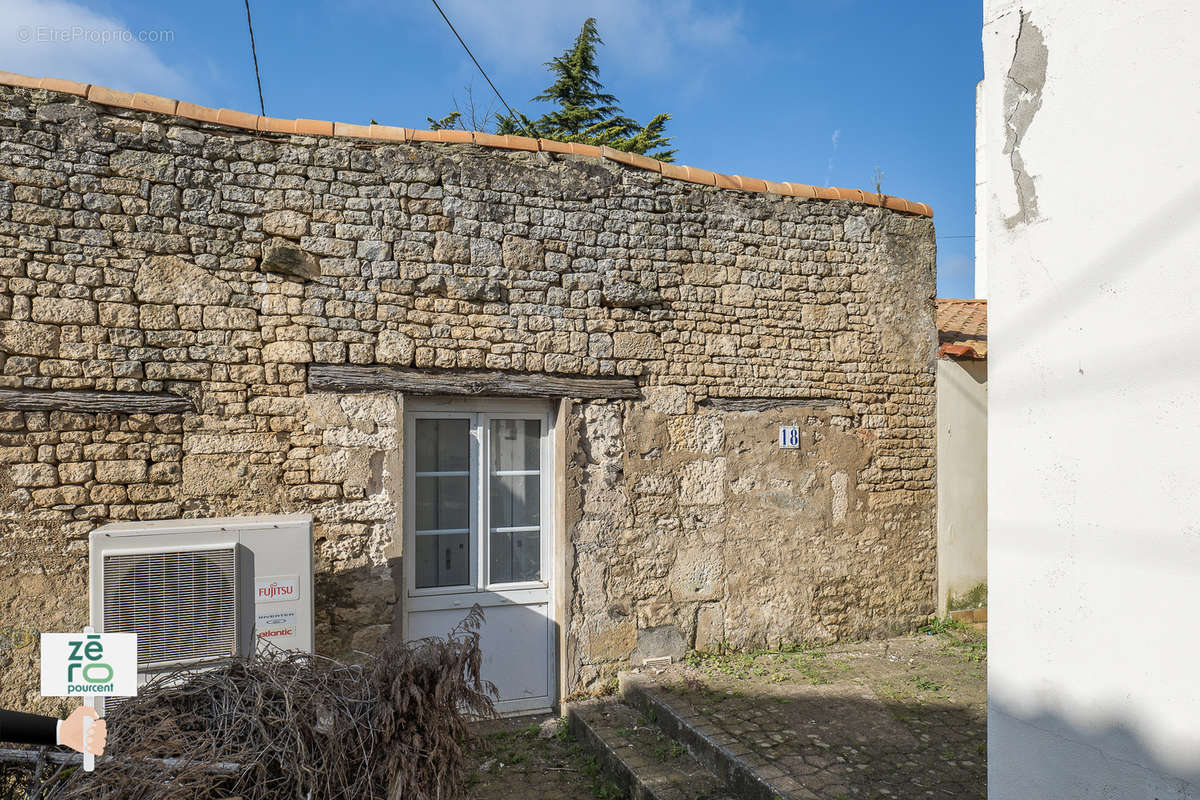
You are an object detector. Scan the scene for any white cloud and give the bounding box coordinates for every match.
[425,0,745,79]
[0,0,191,97]
[827,129,840,185]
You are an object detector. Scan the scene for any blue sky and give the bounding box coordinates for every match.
[0,0,982,298]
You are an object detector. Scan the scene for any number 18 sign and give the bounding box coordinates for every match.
[779,426,801,449]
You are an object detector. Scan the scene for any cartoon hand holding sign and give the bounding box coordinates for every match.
[40,627,136,771]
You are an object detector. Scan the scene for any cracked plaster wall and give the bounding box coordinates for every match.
[982,1,1200,797]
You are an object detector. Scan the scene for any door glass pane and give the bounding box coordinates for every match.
[415,533,469,588]
[490,529,541,584]
[489,475,540,528]
[415,476,469,531]
[489,419,540,472]
[413,417,471,589]
[416,419,469,472]
[488,419,541,584]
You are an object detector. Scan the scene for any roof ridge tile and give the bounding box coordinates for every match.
[0,70,934,218]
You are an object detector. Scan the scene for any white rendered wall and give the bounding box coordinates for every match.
[936,357,987,616]
[974,80,987,298]
[983,1,1200,797]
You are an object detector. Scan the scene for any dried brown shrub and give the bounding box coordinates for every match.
[19,607,495,800]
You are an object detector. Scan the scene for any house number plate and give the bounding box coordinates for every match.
[779,426,800,449]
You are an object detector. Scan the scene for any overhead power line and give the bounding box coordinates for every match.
[428,0,532,138]
[243,0,266,115]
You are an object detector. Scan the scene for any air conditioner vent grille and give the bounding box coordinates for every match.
[102,548,238,666]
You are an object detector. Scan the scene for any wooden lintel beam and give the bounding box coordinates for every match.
[706,397,852,414]
[0,388,194,414]
[309,364,641,400]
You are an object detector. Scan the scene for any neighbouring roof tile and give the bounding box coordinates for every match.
[937,298,987,359]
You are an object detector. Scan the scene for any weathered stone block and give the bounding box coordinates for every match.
[802,303,849,332]
[376,329,414,365]
[263,210,308,239]
[602,278,661,308]
[31,297,95,325]
[262,341,312,363]
[134,256,232,305]
[433,231,471,264]
[585,622,636,662]
[502,235,543,270]
[631,625,687,664]
[612,332,663,360]
[95,459,148,484]
[10,463,57,488]
[0,321,59,357]
[110,150,175,182]
[678,458,726,505]
[694,603,725,651]
[262,238,320,281]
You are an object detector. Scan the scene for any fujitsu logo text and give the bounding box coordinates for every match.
[257,582,294,599]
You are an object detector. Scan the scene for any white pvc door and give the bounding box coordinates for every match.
[403,400,555,715]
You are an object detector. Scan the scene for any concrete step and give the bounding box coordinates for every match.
[567,698,738,800]
[619,673,791,800]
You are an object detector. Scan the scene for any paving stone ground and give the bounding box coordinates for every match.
[466,625,986,800]
[465,712,626,800]
[638,626,987,799]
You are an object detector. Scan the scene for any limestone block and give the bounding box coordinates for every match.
[694,603,725,652]
[263,210,309,239]
[720,284,755,307]
[802,303,849,332]
[643,385,689,416]
[843,215,870,242]
[631,625,687,664]
[109,150,175,182]
[10,463,57,488]
[601,278,661,308]
[0,321,58,357]
[677,457,726,505]
[30,297,95,325]
[95,460,148,484]
[668,415,724,454]
[262,238,321,281]
[57,462,94,484]
[585,622,636,662]
[612,332,663,360]
[134,255,232,305]
[668,546,724,602]
[263,341,313,363]
[502,235,543,270]
[433,231,471,264]
[309,446,372,488]
[305,394,349,428]
[139,304,179,330]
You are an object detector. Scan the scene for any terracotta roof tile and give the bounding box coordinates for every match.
[333,122,372,139]
[0,70,934,218]
[39,77,88,96]
[130,92,177,115]
[295,118,334,136]
[176,101,220,124]
[937,298,987,359]
[87,85,135,107]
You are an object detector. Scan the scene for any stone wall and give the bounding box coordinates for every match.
[0,82,936,708]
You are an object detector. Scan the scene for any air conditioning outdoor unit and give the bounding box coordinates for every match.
[89,514,314,710]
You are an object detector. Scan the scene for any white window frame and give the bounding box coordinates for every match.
[403,398,554,600]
